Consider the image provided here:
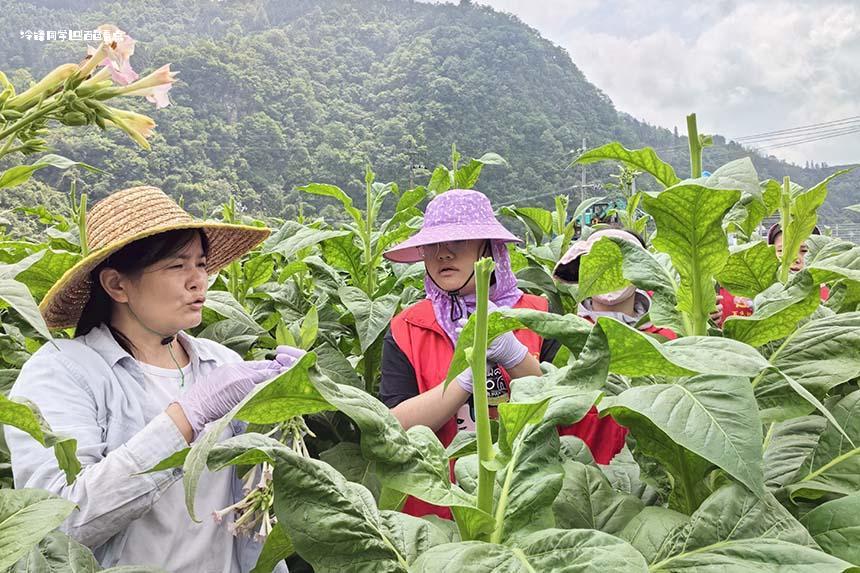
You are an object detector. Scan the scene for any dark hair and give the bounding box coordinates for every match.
[75,229,210,354]
[766,223,821,245]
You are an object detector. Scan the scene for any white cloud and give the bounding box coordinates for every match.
[476,0,860,166]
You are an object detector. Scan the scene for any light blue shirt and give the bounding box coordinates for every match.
[5,323,286,572]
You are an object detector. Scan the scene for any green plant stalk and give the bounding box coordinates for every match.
[0,100,61,142]
[490,444,522,544]
[363,166,375,296]
[77,189,88,256]
[677,451,699,515]
[777,176,793,284]
[686,113,702,179]
[472,257,496,527]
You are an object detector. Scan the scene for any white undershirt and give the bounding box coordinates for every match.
[116,360,239,573]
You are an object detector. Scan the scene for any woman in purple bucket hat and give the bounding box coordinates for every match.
[380,189,559,519]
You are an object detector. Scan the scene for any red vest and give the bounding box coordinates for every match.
[389,293,627,518]
[719,286,830,326]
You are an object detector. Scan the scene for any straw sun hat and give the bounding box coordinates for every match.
[39,186,270,329]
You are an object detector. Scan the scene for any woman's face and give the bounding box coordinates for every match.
[119,234,209,335]
[422,239,488,294]
[773,233,808,272]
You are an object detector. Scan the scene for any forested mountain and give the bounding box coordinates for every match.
[1,0,858,235]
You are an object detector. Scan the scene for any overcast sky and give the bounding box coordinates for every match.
[469,0,860,166]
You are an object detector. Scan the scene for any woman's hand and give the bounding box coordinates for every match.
[456,302,528,370]
[171,345,304,442]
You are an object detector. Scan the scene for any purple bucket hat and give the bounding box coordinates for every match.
[383,189,521,263]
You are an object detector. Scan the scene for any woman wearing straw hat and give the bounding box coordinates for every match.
[381,189,623,518]
[5,187,298,571]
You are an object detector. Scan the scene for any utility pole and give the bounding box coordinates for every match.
[403,140,423,189]
[577,136,587,204]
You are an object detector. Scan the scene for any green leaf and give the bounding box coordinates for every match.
[0,394,46,445]
[702,157,762,200]
[754,312,860,422]
[44,432,80,486]
[141,447,189,474]
[801,494,860,565]
[497,399,549,456]
[509,376,601,429]
[786,390,860,501]
[0,489,77,570]
[514,207,553,234]
[779,169,853,282]
[494,423,564,542]
[601,374,765,501]
[0,279,52,341]
[558,436,594,466]
[716,241,779,298]
[299,305,319,349]
[319,442,380,500]
[411,529,649,572]
[0,154,102,190]
[454,159,484,189]
[763,416,825,490]
[574,143,680,188]
[723,271,820,348]
[170,353,318,520]
[11,530,105,572]
[235,353,334,424]
[262,221,350,260]
[427,166,451,196]
[577,238,631,299]
[500,206,551,243]
[724,179,780,239]
[13,249,80,300]
[807,234,860,286]
[0,395,79,483]
[619,507,689,563]
[338,287,399,354]
[446,309,593,386]
[651,483,847,572]
[297,183,364,226]
[394,186,426,213]
[598,317,768,378]
[378,510,451,565]
[210,434,408,572]
[577,236,683,332]
[314,343,363,388]
[203,290,265,334]
[307,371,478,512]
[642,184,741,335]
[251,523,294,573]
[243,255,274,290]
[553,460,644,535]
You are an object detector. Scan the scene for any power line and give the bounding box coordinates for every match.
[649,114,860,153]
[734,115,860,142]
[752,124,860,152]
[742,122,860,145]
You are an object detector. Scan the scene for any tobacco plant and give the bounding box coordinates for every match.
[145,115,860,572]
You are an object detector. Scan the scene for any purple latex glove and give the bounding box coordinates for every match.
[455,368,474,393]
[453,362,495,394]
[177,360,285,440]
[274,345,306,369]
[456,302,528,370]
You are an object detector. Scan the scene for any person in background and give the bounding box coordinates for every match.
[554,228,677,340]
[380,189,626,518]
[715,223,827,325]
[6,186,301,572]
